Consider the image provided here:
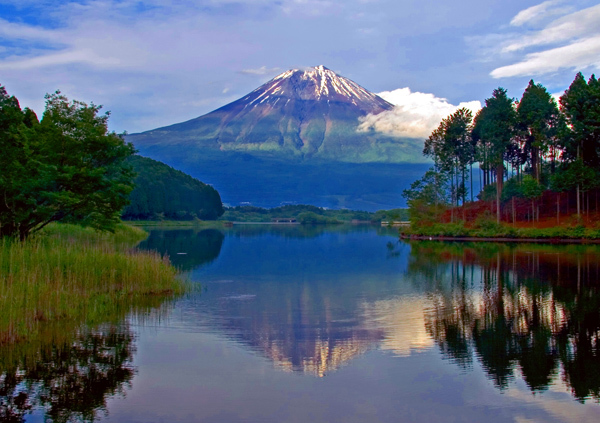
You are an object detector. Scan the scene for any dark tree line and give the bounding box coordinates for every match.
[122,155,224,221]
[405,72,600,224]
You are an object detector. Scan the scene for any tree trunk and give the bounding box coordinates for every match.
[531,142,539,181]
[556,192,560,225]
[496,162,504,223]
[577,184,581,216]
[587,191,590,216]
[470,163,473,203]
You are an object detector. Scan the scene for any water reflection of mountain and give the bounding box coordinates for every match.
[174,226,433,377]
[405,241,600,402]
[137,228,224,271]
[198,282,386,377]
[0,324,135,422]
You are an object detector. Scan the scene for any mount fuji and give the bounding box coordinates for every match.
[128,66,429,210]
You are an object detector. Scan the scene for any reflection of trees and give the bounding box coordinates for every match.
[0,324,135,422]
[138,228,224,271]
[407,241,600,402]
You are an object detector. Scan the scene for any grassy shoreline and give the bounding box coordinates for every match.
[402,220,600,242]
[0,223,187,345]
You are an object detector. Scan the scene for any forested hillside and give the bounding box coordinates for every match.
[122,156,223,220]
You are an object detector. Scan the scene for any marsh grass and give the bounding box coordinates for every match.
[0,223,187,345]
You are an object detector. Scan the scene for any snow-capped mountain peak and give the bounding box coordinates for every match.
[244,65,393,113]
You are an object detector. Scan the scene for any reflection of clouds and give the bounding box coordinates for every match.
[361,296,433,357]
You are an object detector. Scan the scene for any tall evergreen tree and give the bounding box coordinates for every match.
[424,108,473,211]
[517,80,562,180]
[472,88,516,222]
[560,73,600,166]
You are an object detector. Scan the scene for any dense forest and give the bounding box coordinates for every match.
[404,72,600,226]
[122,156,224,221]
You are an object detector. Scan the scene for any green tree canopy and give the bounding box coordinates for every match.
[560,73,600,166]
[472,88,516,222]
[0,87,135,239]
[517,80,562,180]
[424,108,474,207]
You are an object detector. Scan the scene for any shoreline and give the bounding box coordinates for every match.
[401,234,600,244]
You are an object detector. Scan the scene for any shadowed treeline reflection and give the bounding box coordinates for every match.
[137,228,224,271]
[0,324,135,422]
[0,283,178,422]
[406,242,600,402]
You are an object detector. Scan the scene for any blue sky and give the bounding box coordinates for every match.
[0,0,599,136]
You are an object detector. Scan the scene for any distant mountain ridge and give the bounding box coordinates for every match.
[129,65,422,163]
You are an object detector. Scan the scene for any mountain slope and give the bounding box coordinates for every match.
[129,66,422,163]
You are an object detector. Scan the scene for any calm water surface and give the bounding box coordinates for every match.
[3,225,600,422]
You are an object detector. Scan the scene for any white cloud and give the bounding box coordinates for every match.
[503,4,600,53]
[0,18,60,41]
[491,3,600,78]
[358,88,481,139]
[492,36,600,78]
[509,0,570,27]
[0,49,121,70]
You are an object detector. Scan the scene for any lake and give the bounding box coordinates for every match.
[2,225,600,422]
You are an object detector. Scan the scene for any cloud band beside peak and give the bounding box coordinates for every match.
[358,88,481,139]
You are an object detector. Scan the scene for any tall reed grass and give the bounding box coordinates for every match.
[0,223,186,345]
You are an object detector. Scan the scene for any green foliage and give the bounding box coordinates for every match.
[517,80,563,179]
[551,159,599,193]
[405,221,468,237]
[405,221,600,240]
[402,167,450,225]
[560,73,600,167]
[500,177,523,201]
[520,175,544,200]
[471,213,517,237]
[122,155,224,221]
[402,167,450,205]
[297,211,341,224]
[372,208,410,222]
[478,183,497,202]
[0,87,135,239]
[221,204,376,223]
[473,88,516,167]
[424,108,474,205]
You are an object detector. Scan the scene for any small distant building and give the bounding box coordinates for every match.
[271,217,297,223]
